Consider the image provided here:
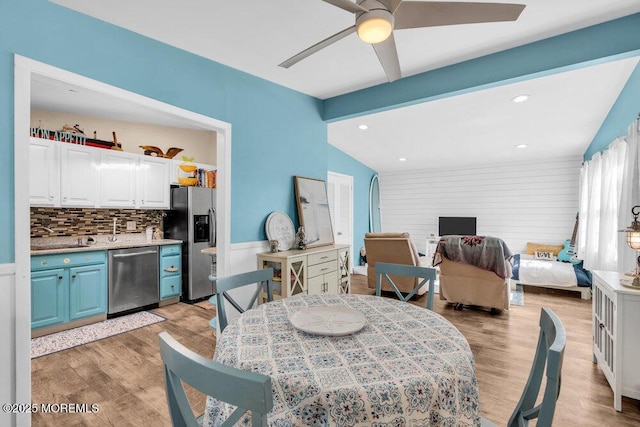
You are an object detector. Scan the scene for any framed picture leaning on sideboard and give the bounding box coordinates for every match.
[294,176,335,248]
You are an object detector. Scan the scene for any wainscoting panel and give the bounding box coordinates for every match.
[379,157,582,255]
[0,264,16,427]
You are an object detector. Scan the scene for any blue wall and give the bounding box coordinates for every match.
[3,1,640,265]
[584,62,640,160]
[327,145,376,258]
[0,0,367,264]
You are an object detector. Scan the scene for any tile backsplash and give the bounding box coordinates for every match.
[30,207,164,237]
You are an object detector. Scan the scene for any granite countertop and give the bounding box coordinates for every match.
[30,233,182,255]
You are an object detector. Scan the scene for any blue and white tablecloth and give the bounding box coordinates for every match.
[203,294,480,426]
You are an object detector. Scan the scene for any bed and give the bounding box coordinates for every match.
[511,253,592,300]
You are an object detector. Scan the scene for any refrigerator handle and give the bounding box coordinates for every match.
[209,207,217,247]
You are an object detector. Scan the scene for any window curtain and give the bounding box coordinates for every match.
[578,119,639,272]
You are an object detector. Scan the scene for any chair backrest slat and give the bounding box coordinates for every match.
[375,262,437,310]
[507,307,566,427]
[158,332,273,426]
[210,268,274,332]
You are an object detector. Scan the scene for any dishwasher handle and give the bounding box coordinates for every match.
[111,249,158,258]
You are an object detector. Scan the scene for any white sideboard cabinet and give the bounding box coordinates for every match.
[257,244,351,301]
[591,270,640,411]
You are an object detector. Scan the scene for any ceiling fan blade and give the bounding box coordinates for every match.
[372,33,402,82]
[378,0,402,14]
[322,0,368,13]
[394,2,526,30]
[279,26,357,68]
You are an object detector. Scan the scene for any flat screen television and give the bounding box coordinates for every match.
[438,217,477,236]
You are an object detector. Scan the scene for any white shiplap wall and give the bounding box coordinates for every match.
[379,156,582,255]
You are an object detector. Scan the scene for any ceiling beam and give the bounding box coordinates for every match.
[323,13,640,122]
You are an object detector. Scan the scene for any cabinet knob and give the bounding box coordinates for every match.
[599,323,604,329]
[58,275,63,280]
[71,274,76,279]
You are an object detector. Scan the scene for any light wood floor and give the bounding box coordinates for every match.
[31,276,640,426]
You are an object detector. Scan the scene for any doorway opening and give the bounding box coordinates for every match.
[14,55,232,411]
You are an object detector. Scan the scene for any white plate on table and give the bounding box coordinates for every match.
[289,305,366,336]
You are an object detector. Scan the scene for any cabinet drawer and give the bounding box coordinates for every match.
[31,250,107,271]
[161,244,181,257]
[161,275,181,299]
[308,251,337,266]
[308,260,337,278]
[160,254,181,277]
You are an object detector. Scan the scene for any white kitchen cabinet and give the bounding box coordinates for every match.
[60,142,100,207]
[29,137,59,207]
[100,150,137,208]
[138,155,170,208]
[29,137,171,209]
[592,270,640,411]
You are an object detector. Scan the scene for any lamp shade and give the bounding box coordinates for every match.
[627,230,640,250]
[356,9,394,44]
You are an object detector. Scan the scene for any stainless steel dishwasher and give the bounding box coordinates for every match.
[108,246,159,315]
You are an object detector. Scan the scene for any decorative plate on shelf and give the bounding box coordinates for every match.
[289,305,366,336]
[265,211,295,251]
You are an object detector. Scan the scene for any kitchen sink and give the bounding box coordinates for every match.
[30,243,91,251]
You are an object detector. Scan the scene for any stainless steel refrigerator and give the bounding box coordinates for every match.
[164,186,216,301]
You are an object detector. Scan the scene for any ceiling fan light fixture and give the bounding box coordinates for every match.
[356,9,394,44]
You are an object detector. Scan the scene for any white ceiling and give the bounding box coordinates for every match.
[44,0,640,171]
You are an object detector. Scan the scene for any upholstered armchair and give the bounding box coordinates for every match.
[364,232,430,294]
[434,235,512,311]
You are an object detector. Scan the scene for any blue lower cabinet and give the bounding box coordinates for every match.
[69,264,107,320]
[31,268,66,329]
[160,274,181,299]
[31,250,107,331]
[160,244,182,301]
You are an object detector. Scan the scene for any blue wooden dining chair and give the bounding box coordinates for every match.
[209,268,274,332]
[375,262,437,310]
[158,331,273,427]
[481,307,566,427]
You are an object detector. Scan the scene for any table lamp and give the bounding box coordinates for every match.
[625,205,640,287]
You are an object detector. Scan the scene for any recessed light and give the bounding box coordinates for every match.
[512,94,529,103]
[398,157,407,162]
[358,124,368,130]
[515,144,528,149]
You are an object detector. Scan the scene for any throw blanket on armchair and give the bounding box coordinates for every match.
[433,235,513,279]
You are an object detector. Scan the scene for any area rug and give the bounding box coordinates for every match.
[31,311,166,358]
[510,284,524,306]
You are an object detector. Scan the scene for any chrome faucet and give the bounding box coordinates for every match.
[108,218,118,242]
[31,226,55,234]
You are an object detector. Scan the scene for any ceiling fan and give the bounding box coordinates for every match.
[279,0,526,82]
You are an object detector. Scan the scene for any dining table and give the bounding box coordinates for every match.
[202,293,480,426]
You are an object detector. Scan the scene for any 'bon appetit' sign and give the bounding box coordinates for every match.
[30,127,86,144]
